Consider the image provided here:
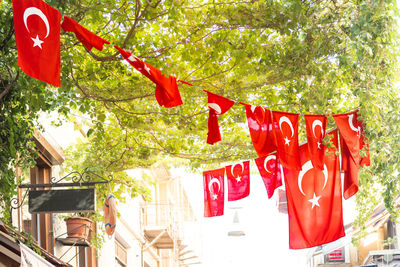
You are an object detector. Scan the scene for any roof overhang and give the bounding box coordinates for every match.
[33,130,65,166]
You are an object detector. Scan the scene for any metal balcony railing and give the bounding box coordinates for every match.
[141,203,174,228]
[140,203,187,242]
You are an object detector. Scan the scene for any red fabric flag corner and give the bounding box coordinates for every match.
[332,110,362,164]
[272,111,301,170]
[12,0,61,87]
[243,103,276,157]
[255,152,282,198]
[203,168,225,217]
[359,121,371,167]
[114,45,184,108]
[283,129,345,249]
[334,110,370,199]
[226,161,250,201]
[305,114,327,170]
[204,90,235,145]
[61,16,110,51]
[340,134,359,199]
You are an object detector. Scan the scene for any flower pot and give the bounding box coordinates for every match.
[65,217,92,239]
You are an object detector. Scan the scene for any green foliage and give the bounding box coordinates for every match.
[7,225,43,256]
[0,0,399,234]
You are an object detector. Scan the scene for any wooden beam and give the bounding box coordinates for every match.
[143,229,167,251]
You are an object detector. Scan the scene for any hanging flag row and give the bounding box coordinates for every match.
[203,106,371,249]
[205,90,370,175]
[11,0,371,189]
[204,129,360,249]
[204,153,282,217]
[12,0,192,108]
[10,0,371,168]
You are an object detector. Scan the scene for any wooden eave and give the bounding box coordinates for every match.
[33,130,65,166]
[144,227,174,249]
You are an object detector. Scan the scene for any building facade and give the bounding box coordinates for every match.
[98,165,201,267]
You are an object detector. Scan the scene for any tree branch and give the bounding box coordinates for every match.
[69,60,153,102]
[0,66,19,101]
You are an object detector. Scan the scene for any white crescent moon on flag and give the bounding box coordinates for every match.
[208,103,222,115]
[23,7,50,38]
[322,164,328,191]
[250,105,257,113]
[279,116,294,137]
[348,114,359,133]
[229,163,245,178]
[298,160,329,196]
[312,120,324,138]
[208,178,221,194]
[264,155,276,173]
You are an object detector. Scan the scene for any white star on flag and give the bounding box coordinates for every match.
[144,64,151,75]
[308,193,321,209]
[31,35,44,49]
[236,177,242,182]
[212,194,218,200]
[317,141,321,149]
[284,136,291,146]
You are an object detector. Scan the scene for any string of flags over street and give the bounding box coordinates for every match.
[10,0,370,249]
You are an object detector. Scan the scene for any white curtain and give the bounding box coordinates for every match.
[20,242,54,267]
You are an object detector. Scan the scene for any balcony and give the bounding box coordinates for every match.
[141,203,179,249]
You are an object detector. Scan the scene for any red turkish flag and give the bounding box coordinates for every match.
[226,161,250,201]
[272,111,301,170]
[332,110,362,164]
[283,130,345,249]
[204,90,235,145]
[242,103,276,157]
[358,120,371,167]
[305,115,327,170]
[360,132,371,167]
[334,110,370,199]
[203,168,225,217]
[340,134,359,199]
[115,46,187,108]
[61,16,110,51]
[12,0,61,87]
[255,152,282,198]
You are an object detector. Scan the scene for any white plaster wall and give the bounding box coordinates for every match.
[53,214,79,267]
[98,196,159,267]
[97,233,115,267]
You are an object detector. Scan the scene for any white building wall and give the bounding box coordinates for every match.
[98,196,160,267]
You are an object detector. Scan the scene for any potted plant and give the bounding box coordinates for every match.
[65,216,92,240]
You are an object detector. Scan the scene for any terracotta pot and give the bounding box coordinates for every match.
[65,217,92,239]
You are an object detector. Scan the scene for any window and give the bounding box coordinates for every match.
[115,239,127,267]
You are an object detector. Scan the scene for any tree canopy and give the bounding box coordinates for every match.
[1,0,399,229]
